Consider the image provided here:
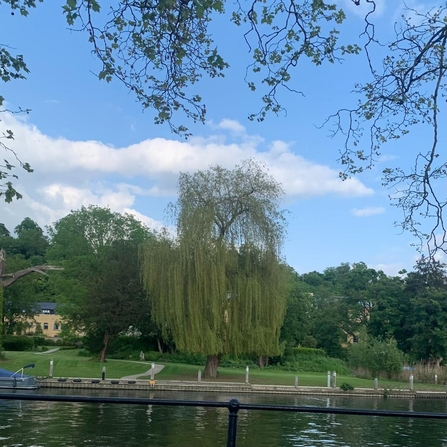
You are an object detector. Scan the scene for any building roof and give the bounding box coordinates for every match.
[38,302,57,312]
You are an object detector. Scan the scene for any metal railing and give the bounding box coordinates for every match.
[0,393,446,447]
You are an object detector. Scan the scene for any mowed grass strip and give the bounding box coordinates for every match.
[0,350,151,379]
[157,363,383,388]
[1,349,445,392]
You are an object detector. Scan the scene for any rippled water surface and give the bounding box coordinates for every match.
[0,390,446,446]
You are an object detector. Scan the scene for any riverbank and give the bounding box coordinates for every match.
[36,377,447,399]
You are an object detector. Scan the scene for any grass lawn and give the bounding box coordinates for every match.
[156,362,445,391]
[1,349,445,392]
[0,349,151,379]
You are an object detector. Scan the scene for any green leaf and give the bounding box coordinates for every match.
[90,0,100,13]
[66,0,77,9]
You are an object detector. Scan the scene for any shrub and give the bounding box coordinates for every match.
[220,356,259,368]
[32,336,46,347]
[279,356,350,374]
[349,335,406,379]
[292,347,326,357]
[301,335,318,348]
[269,351,351,375]
[2,336,34,351]
[145,351,163,361]
[340,382,355,391]
[109,335,156,354]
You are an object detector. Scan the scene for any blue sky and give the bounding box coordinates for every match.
[0,0,443,276]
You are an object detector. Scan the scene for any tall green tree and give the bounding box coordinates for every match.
[74,240,151,361]
[280,268,313,349]
[141,160,288,378]
[48,205,153,361]
[367,274,409,352]
[403,258,447,364]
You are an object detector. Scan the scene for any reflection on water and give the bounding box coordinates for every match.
[0,390,446,446]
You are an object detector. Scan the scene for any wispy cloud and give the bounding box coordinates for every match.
[217,119,246,134]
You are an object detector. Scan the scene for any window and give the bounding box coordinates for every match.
[54,323,59,331]
[43,323,49,330]
[42,310,50,314]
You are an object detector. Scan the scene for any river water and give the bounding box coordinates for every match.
[0,389,446,447]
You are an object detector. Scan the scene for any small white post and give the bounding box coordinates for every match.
[332,371,337,388]
[294,375,298,388]
[101,366,106,380]
[409,374,414,391]
[374,378,378,391]
[49,359,54,378]
[435,374,438,384]
[198,370,202,383]
[245,366,249,384]
[151,363,155,381]
[327,371,331,388]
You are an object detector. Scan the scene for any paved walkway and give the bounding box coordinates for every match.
[36,348,60,355]
[121,363,165,380]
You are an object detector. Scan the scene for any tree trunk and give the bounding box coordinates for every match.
[258,356,269,368]
[204,354,221,379]
[99,332,111,363]
[157,338,164,353]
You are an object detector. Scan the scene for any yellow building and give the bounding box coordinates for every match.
[29,302,62,338]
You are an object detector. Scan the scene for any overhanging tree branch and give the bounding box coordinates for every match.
[0,248,62,288]
[324,1,447,258]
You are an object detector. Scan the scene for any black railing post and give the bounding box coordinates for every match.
[227,398,240,447]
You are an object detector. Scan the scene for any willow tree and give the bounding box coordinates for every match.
[141,159,288,378]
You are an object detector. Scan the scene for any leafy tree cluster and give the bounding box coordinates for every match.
[281,258,447,370]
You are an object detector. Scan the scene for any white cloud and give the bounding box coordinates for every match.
[217,119,246,134]
[123,208,165,232]
[351,207,385,217]
[0,113,374,232]
[378,154,398,163]
[372,262,407,277]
